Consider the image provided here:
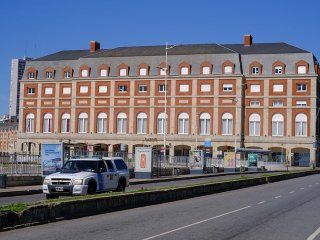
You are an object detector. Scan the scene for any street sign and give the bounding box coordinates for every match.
[204,139,212,148]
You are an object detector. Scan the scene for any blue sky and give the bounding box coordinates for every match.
[0,0,319,116]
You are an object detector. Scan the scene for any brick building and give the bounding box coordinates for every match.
[0,121,18,154]
[17,35,320,166]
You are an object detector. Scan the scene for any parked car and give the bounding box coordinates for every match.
[42,157,129,199]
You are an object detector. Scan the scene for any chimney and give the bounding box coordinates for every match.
[244,34,252,46]
[90,41,100,52]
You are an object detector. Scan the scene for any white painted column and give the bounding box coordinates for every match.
[213,79,219,135]
[287,79,292,137]
[71,81,77,133]
[89,82,95,134]
[109,80,115,133]
[129,80,135,133]
[149,80,155,134]
[170,79,176,134]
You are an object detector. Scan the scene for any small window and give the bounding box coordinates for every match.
[223,84,233,92]
[97,161,107,172]
[158,84,167,92]
[139,68,147,76]
[46,72,53,79]
[201,84,211,92]
[179,84,189,92]
[160,68,167,76]
[63,87,71,95]
[80,86,88,93]
[297,66,307,74]
[114,159,128,170]
[224,66,232,74]
[202,66,210,75]
[119,68,127,76]
[252,67,259,75]
[118,85,127,92]
[28,72,35,79]
[275,66,282,74]
[64,71,71,78]
[296,101,307,107]
[138,85,147,92]
[273,100,283,107]
[28,87,35,94]
[100,69,108,77]
[105,160,115,172]
[81,69,88,77]
[45,87,53,95]
[296,84,307,92]
[250,85,260,93]
[181,67,189,75]
[250,101,260,107]
[273,84,283,92]
[98,85,107,93]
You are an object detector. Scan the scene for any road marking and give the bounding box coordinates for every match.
[257,201,266,205]
[142,206,251,240]
[306,225,320,240]
[274,195,281,199]
[289,191,295,194]
[316,182,319,185]
[309,185,313,187]
[300,187,305,190]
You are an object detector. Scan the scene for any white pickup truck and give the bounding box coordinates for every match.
[42,157,129,199]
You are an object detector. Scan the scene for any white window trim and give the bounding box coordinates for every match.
[223,84,233,92]
[80,86,89,93]
[81,69,88,77]
[179,84,189,93]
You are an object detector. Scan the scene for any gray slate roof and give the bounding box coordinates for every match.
[31,42,310,62]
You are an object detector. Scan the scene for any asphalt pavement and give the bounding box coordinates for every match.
[1,174,320,239]
[0,172,267,205]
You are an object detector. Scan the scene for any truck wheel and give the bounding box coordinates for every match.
[116,178,126,192]
[46,194,59,200]
[87,180,97,194]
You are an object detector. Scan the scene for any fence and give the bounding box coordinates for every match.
[0,153,41,175]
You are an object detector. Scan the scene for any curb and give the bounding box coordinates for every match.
[0,171,278,197]
[1,170,319,231]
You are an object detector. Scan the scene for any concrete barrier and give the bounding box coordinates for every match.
[1,170,319,231]
[6,176,42,187]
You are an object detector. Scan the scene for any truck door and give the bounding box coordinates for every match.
[97,160,108,191]
[105,160,119,190]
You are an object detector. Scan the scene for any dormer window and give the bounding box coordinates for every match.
[81,69,88,77]
[202,66,210,75]
[28,72,35,79]
[252,67,259,75]
[120,68,127,76]
[275,66,283,74]
[100,69,108,77]
[139,68,147,76]
[224,66,233,74]
[64,71,71,78]
[160,68,167,75]
[46,71,53,79]
[181,67,189,75]
[297,66,307,74]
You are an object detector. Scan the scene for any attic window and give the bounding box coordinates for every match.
[28,72,35,79]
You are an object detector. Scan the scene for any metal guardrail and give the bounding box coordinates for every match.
[0,153,41,175]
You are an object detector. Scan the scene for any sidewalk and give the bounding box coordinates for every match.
[0,171,277,198]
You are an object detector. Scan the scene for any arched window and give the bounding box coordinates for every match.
[61,113,70,133]
[200,113,211,135]
[78,112,88,133]
[137,112,147,134]
[43,113,53,133]
[272,114,284,136]
[249,113,261,136]
[97,112,107,133]
[26,113,35,133]
[222,113,233,135]
[295,113,307,136]
[157,112,168,134]
[178,113,189,134]
[117,112,127,134]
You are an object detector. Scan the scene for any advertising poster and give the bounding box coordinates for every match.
[135,147,152,173]
[41,143,64,177]
[189,150,203,170]
[224,152,235,168]
[248,153,258,167]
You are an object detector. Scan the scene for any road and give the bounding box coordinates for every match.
[2,174,320,239]
[0,173,267,205]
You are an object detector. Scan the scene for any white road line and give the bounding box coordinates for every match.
[316,183,319,185]
[300,187,305,190]
[289,191,295,194]
[142,206,251,240]
[274,195,281,199]
[257,201,266,205]
[306,225,320,240]
[309,185,313,187]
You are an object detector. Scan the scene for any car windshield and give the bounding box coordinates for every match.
[61,160,98,173]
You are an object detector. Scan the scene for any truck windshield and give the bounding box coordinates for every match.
[61,160,98,173]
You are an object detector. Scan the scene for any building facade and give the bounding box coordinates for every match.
[9,57,31,121]
[17,35,320,166]
[0,122,18,154]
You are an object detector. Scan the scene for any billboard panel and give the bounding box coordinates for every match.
[41,143,64,177]
[224,152,235,168]
[135,147,152,173]
[189,150,203,170]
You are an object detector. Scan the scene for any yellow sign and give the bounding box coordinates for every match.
[224,152,235,168]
